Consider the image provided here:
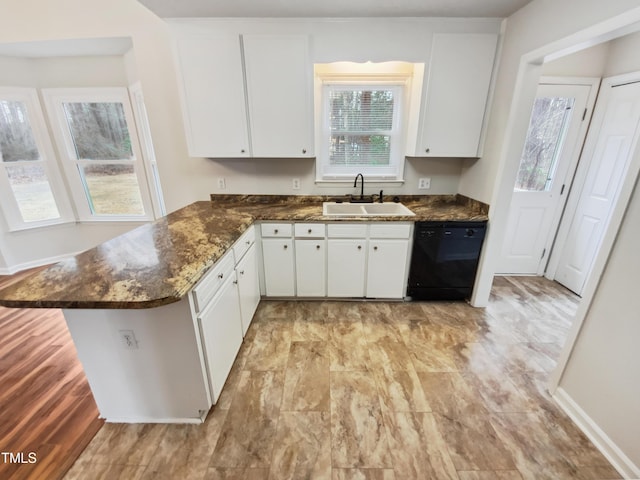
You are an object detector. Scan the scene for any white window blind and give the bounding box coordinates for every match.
[320,83,404,180]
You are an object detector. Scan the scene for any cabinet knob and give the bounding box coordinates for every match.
[357,245,362,250]
[374,246,378,251]
[218,273,224,279]
[240,270,245,275]
[241,149,246,153]
[302,148,307,154]
[308,228,312,234]
[233,280,238,285]
[274,229,279,234]
[425,148,430,153]
[316,245,320,250]
[246,240,251,245]
[284,244,288,250]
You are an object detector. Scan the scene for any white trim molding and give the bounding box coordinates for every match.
[553,387,640,479]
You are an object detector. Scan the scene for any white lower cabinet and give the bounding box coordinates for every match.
[197,271,243,404]
[262,238,295,296]
[236,244,260,336]
[295,239,326,296]
[366,239,410,299]
[327,239,367,297]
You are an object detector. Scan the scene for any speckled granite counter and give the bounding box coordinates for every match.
[0,194,487,309]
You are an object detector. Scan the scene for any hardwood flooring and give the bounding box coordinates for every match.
[0,269,103,480]
[64,276,622,480]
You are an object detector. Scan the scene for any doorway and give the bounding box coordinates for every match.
[497,78,598,276]
[547,75,640,295]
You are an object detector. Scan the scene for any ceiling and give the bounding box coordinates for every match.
[136,0,535,19]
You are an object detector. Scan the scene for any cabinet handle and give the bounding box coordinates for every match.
[218,273,224,279]
[302,148,307,154]
[316,245,320,250]
[357,245,362,250]
[425,148,430,153]
[374,246,378,251]
[284,244,288,250]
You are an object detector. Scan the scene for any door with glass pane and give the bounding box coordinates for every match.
[43,88,153,221]
[497,83,592,275]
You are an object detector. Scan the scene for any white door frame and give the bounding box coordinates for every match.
[498,76,600,276]
[466,6,640,394]
[549,70,640,380]
[545,75,639,285]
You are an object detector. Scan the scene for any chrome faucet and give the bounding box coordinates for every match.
[353,173,364,199]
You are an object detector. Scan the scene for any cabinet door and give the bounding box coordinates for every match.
[198,273,243,403]
[295,240,326,297]
[262,238,295,296]
[173,33,250,158]
[327,239,366,297]
[416,33,498,157]
[236,244,260,336]
[366,239,409,299]
[242,35,313,158]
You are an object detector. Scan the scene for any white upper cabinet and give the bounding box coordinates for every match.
[171,28,313,158]
[414,33,498,158]
[173,33,250,158]
[243,35,314,158]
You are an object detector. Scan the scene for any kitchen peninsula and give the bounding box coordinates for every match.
[0,195,488,423]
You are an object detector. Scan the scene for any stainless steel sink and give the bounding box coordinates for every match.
[322,202,415,217]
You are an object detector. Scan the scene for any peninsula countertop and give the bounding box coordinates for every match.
[0,194,488,309]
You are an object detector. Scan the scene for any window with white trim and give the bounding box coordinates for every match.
[43,88,154,221]
[0,87,74,231]
[316,63,418,182]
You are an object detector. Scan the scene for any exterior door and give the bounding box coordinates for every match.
[497,82,593,274]
[553,81,640,295]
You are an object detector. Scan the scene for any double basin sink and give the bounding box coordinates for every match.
[323,202,415,217]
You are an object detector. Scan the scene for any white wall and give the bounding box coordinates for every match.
[461,0,640,474]
[467,0,640,308]
[169,17,500,199]
[604,30,640,76]
[558,176,640,472]
[541,42,609,77]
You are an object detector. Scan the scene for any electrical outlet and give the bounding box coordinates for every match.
[418,177,431,190]
[119,329,138,350]
[217,177,226,190]
[292,178,301,190]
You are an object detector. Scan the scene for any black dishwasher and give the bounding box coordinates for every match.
[407,221,487,300]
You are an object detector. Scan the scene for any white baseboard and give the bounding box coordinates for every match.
[0,252,81,275]
[553,387,640,479]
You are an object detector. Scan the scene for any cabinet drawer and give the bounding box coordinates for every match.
[294,223,326,238]
[192,251,235,313]
[261,223,292,238]
[369,223,412,239]
[327,223,367,238]
[232,225,255,264]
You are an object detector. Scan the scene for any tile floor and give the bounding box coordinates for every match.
[64,277,622,480]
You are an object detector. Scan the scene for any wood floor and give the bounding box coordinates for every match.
[0,269,103,480]
[63,276,622,480]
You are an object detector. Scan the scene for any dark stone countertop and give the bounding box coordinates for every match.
[0,194,487,309]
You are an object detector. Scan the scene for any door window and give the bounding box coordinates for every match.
[515,96,575,192]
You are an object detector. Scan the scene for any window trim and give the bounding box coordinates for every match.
[0,87,75,231]
[315,72,412,183]
[42,87,155,222]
